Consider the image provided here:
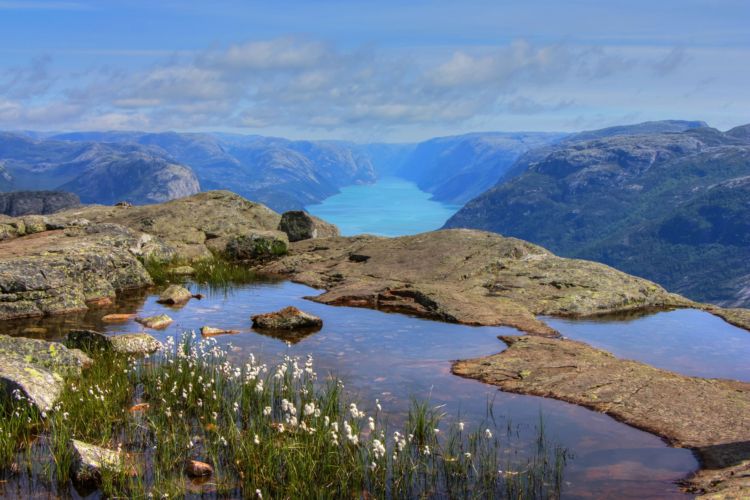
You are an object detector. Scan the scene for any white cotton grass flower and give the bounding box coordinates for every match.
[372,439,386,460]
[458,421,465,432]
[485,428,493,439]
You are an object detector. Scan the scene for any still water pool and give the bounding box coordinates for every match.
[10,279,748,498]
[306,177,460,236]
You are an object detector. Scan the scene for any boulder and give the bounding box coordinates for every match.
[0,358,63,412]
[251,306,323,330]
[135,314,173,330]
[70,440,122,485]
[0,335,91,376]
[224,231,288,262]
[278,211,339,242]
[0,223,155,321]
[67,330,162,355]
[156,284,193,305]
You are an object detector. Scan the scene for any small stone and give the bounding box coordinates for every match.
[200,326,240,337]
[251,306,323,330]
[157,285,193,305]
[185,460,213,478]
[129,403,150,413]
[102,313,136,322]
[135,314,173,330]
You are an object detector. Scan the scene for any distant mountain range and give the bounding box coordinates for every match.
[445,121,750,307]
[0,129,562,211]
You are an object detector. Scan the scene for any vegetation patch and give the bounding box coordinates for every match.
[0,333,568,498]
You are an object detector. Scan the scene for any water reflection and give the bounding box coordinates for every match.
[8,280,703,498]
[546,309,750,381]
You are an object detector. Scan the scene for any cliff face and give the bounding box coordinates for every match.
[446,124,750,307]
[0,191,80,216]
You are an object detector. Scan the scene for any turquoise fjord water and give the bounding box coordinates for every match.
[306,176,461,236]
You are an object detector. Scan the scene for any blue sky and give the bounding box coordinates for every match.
[0,0,748,141]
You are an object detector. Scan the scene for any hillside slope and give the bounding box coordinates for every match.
[445,124,750,306]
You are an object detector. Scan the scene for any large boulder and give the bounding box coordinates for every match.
[67,330,161,355]
[278,211,339,242]
[251,306,323,330]
[225,231,288,262]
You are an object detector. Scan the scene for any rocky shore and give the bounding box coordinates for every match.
[0,190,748,496]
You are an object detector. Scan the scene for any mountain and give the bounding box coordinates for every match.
[395,132,565,204]
[0,133,199,205]
[51,132,377,212]
[445,123,750,307]
[0,191,80,216]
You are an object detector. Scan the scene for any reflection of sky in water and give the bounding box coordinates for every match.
[13,280,733,497]
[306,176,460,236]
[546,309,750,382]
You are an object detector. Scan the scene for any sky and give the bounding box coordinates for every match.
[0,0,748,142]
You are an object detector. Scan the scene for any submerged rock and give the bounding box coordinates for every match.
[135,314,173,330]
[102,313,136,322]
[156,284,193,305]
[251,306,323,330]
[67,330,161,355]
[70,440,122,486]
[278,210,339,242]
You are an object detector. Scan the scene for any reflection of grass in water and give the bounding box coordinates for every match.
[141,254,259,294]
[0,333,569,498]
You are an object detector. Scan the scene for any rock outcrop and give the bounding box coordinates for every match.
[0,224,155,321]
[0,191,80,216]
[45,191,284,260]
[278,211,339,242]
[259,229,693,336]
[251,306,323,330]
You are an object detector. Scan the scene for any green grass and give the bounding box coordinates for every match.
[0,334,568,498]
[141,254,258,289]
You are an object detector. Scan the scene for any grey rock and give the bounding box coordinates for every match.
[67,330,161,355]
[278,211,339,242]
[156,284,192,305]
[70,439,122,485]
[252,306,323,330]
[225,231,288,262]
[0,191,80,216]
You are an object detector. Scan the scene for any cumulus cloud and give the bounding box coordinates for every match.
[0,36,689,134]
